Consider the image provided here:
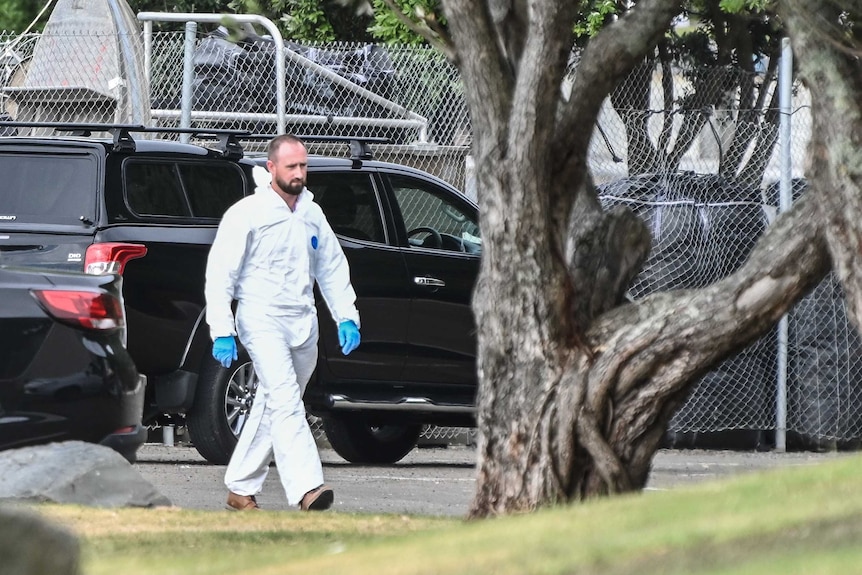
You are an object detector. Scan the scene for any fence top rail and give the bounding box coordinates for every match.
[136,11,275,26]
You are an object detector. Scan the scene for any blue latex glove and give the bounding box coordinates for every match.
[212,336,238,368]
[337,320,360,355]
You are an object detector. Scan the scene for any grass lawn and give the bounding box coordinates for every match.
[29,453,862,575]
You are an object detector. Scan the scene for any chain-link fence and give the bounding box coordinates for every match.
[144,21,470,189]
[592,56,862,450]
[0,18,857,450]
[599,173,779,445]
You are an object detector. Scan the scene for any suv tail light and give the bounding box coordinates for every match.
[84,243,148,275]
[31,289,125,331]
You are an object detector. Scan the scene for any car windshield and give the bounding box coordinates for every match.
[0,151,98,225]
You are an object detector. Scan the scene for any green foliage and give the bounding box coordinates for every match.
[0,0,52,33]
[227,0,373,42]
[671,0,781,68]
[278,0,338,42]
[670,27,719,67]
[0,0,232,34]
[573,0,619,41]
[719,0,773,13]
[369,0,443,45]
[719,0,747,12]
[131,0,226,13]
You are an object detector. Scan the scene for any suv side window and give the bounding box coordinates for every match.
[308,172,386,243]
[123,160,244,219]
[390,175,481,254]
[125,162,189,217]
[180,163,245,218]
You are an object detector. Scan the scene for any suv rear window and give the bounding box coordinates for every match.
[0,152,98,225]
[123,160,245,219]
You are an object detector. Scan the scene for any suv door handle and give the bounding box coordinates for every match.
[414,276,445,287]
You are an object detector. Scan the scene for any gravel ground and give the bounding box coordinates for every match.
[133,443,851,516]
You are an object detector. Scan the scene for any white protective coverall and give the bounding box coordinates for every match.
[205,184,359,505]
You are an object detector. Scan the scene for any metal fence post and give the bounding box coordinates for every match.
[180,21,197,143]
[142,20,152,85]
[775,37,794,452]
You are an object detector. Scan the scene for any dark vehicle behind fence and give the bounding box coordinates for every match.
[0,122,480,465]
[0,265,147,462]
[598,173,776,449]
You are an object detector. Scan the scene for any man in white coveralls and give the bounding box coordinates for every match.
[205,134,361,511]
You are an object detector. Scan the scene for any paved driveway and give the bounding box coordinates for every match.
[133,443,846,516]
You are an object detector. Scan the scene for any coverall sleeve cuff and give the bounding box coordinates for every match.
[210,331,236,341]
[334,313,360,329]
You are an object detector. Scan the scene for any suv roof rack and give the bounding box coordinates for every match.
[0,121,250,159]
[141,126,249,161]
[0,121,390,163]
[0,121,145,152]
[244,134,390,163]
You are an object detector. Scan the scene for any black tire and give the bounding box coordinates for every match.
[186,352,258,465]
[322,415,421,464]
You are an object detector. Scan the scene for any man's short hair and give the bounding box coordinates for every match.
[267,134,307,161]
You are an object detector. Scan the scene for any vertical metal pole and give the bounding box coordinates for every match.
[775,37,793,452]
[275,34,286,135]
[143,20,152,86]
[180,21,197,143]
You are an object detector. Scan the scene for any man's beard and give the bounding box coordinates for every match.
[276,176,304,196]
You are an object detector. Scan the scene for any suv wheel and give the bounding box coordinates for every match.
[186,354,257,465]
[322,415,421,464]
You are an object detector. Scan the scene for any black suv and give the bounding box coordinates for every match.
[0,265,146,462]
[0,123,480,464]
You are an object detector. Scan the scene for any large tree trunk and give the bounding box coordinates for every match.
[442,0,848,519]
[781,2,862,335]
[469,179,828,516]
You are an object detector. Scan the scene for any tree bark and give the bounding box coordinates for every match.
[781,1,862,336]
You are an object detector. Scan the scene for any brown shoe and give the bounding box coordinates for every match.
[300,485,334,511]
[226,491,260,511]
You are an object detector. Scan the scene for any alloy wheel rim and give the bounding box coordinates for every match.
[224,361,258,438]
